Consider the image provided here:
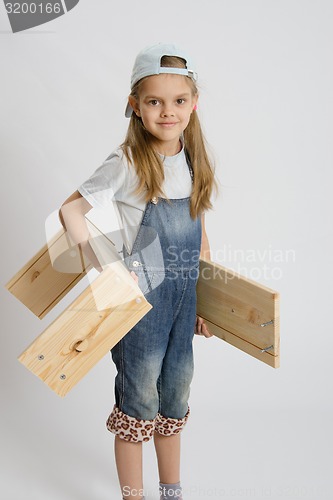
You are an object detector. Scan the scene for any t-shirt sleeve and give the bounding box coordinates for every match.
[77,150,128,209]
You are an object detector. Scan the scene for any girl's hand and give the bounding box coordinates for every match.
[130,271,139,284]
[195,315,213,338]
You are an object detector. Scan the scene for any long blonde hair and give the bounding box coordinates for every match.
[121,55,218,219]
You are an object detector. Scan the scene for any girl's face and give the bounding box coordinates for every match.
[129,74,198,156]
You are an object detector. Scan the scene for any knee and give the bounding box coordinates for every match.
[159,370,192,418]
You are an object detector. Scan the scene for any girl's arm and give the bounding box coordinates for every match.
[200,213,211,261]
[59,190,103,272]
[196,213,213,337]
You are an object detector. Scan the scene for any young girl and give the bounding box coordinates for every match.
[59,43,218,500]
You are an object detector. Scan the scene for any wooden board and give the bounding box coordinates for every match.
[5,228,92,319]
[18,263,152,397]
[4,219,119,319]
[196,260,280,368]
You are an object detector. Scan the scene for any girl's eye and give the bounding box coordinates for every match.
[177,98,186,104]
[149,99,159,106]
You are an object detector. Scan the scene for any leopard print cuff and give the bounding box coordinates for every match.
[155,406,190,436]
[106,405,155,443]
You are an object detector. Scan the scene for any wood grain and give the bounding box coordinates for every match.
[18,263,152,397]
[196,260,280,368]
[5,228,92,318]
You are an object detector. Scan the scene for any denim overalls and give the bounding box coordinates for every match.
[106,156,202,443]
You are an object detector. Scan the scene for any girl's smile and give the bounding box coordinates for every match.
[128,73,198,156]
[158,122,179,126]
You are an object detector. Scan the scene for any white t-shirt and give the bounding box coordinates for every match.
[78,143,193,255]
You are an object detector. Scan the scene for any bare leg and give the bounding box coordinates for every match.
[114,435,144,500]
[153,431,181,483]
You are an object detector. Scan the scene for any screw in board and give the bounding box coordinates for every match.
[38,355,44,360]
[260,319,274,327]
[261,345,274,353]
[60,374,66,380]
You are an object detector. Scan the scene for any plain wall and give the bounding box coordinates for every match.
[1,1,332,499]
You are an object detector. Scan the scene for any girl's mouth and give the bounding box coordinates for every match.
[158,122,178,127]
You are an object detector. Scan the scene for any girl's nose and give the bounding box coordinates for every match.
[161,105,175,117]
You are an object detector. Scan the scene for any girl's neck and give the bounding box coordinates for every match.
[153,138,182,157]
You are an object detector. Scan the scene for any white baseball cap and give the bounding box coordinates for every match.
[125,42,198,118]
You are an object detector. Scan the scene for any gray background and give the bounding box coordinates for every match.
[1,1,332,499]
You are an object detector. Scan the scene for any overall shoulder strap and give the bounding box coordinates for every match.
[184,149,194,184]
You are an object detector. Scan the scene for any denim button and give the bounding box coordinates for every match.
[132,260,141,267]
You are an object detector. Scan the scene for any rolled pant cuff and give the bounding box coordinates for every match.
[155,406,190,436]
[106,404,155,443]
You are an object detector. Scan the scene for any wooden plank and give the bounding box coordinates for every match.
[18,262,152,397]
[5,228,92,319]
[4,218,119,319]
[196,260,280,368]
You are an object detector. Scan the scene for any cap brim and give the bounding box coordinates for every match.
[125,102,133,118]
